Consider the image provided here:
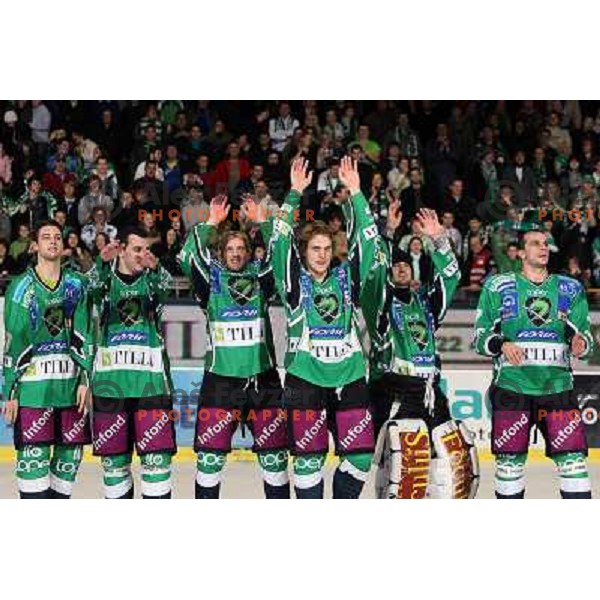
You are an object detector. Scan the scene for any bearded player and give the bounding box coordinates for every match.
[178,195,289,499]
[475,228,594,498]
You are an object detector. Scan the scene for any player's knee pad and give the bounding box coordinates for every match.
[553,452,591,498]
[257,450,289,487]
[140,452,172,498]
[495,453,526,498]
[50,445,83,498]
[16,445,51,496]
[293,453,326,490]
[428,421,479,499]
[102,453,133,499]
[377,419,431,499]
[196,451,227,489]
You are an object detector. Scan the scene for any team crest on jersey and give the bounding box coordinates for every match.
[314,293,339,324]
[117,297,142,326]
[525,296,552,327]
[43,305,65,336]
[407,319,429,350]
[228,275,255,306]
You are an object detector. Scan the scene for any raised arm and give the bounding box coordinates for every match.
[267,157,312,306]
[178,195,229,305]
[240,195,277,300]
[87,240,121,298]
[142,250,174,306]
[414,208,461,327]
[339,156,385,294]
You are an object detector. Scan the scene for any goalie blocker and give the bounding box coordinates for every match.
[371,374,479,499]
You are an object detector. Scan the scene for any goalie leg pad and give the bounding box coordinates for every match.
[428,421,480,499]
[380,419,431,499]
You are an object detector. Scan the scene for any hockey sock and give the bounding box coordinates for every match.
[333,453,372,499]
[141,452,173,499]
[257,449,290,498]
[16,445,51,499]
[495,453,527,499]
[195,451,227,499]
[102,453,133,499]
[553,452,591,499]
[293,453,325,499]
[49,444,83,498]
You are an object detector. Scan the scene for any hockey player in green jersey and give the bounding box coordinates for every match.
[362,202,479,499]
[268,156,380,499]
[2,220,92,499]
[474,228,594,498]
[178,194,289,499]
[88,227,176,499]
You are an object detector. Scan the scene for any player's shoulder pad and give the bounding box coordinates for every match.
[7,271,35,305]
[66,269,89,296]
[484,273,516,293]
[556,274,583,297]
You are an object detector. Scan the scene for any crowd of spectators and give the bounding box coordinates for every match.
[1,100,600,296]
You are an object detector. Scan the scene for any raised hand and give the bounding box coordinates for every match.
[290,157,313,194]
[414,208,444,239]
[140,248,159,270]
[208,194,231,226]
[338,155,360,195]
[386,198,403,232]
[241,194,268,224]
[100,240,121,263]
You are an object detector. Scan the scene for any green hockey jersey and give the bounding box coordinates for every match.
[178,222,277,378]
[361,236,461,381]
[2,266,93,407]
[474,272,594,395]
[268,190,384,387]
[87,259,173,399]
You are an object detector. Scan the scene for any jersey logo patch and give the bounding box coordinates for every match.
[117,297,142,327]
[407,319,429,350]
[525,296,552,327]
[43,306,65,337]
[228,275,256,306]
[314,293,339,324]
